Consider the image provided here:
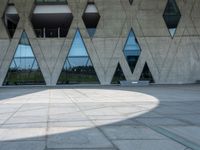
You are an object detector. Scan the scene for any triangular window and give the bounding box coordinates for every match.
[111,63,126,84]
[57,29,99,84]
[3,32,45,85]
[139,63,154,83]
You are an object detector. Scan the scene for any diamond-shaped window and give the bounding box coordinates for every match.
[163,0,181,38]
[82,2,100,38]
[31,1,73,38]
[123,29,141,73]
[3,4,19,38]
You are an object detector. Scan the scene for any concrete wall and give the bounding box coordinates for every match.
[0,0,200,86]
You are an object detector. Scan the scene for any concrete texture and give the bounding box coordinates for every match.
[0,85,199,150]
[0,0,200,85]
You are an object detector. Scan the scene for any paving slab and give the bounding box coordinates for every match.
[0,141,45,150]
[113,139,188,150]
[47,127,113,149]
[0,85,199,149]
[100,125,167,140]
[135,117,189,126]
[162,126,200,147]
[0,128,46,141]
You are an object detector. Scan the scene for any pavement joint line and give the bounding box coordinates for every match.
[46,148,117,150]
[148,126,200,150]
[61,89,120,150]
[0,98,31,127]
[45,89,51,150]
[148,115,193,126]
[74,89,90,98]
[0,139,46,142]
[95,126,120,150]
[108,138,168,141]
[161,115,197,126]
[48,103,117,115]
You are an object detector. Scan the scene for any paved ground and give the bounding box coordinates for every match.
[0,85,200,150]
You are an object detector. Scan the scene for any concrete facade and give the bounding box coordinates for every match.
[0,0,200,86]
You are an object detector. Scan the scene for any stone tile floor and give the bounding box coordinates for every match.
[0,85,199,150]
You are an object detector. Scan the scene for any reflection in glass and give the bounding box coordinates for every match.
[111,63,126,84]
[169,28,176,37]
[57,29,99,84]
[163,0,181,37]
[139,63,154,83]
[123,29,141,73]
[3,32,45,85]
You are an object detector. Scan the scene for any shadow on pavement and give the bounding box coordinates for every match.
[0,85,200,150]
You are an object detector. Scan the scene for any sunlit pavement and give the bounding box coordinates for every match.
[0,85,199,150]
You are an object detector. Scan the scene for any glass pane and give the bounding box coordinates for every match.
[3,32,45,85]
[111,64,126,84]
[57,29,99,84]
[15,45,34,58]
[123,29,141,73]
[82,3,100,38]
[68,57,89,68]
[169,28,176,37]
[139,63,154,83]
[163,0,181,37]
[68,31,88,57]
[87,28,96,38]
[164,0,180,16]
